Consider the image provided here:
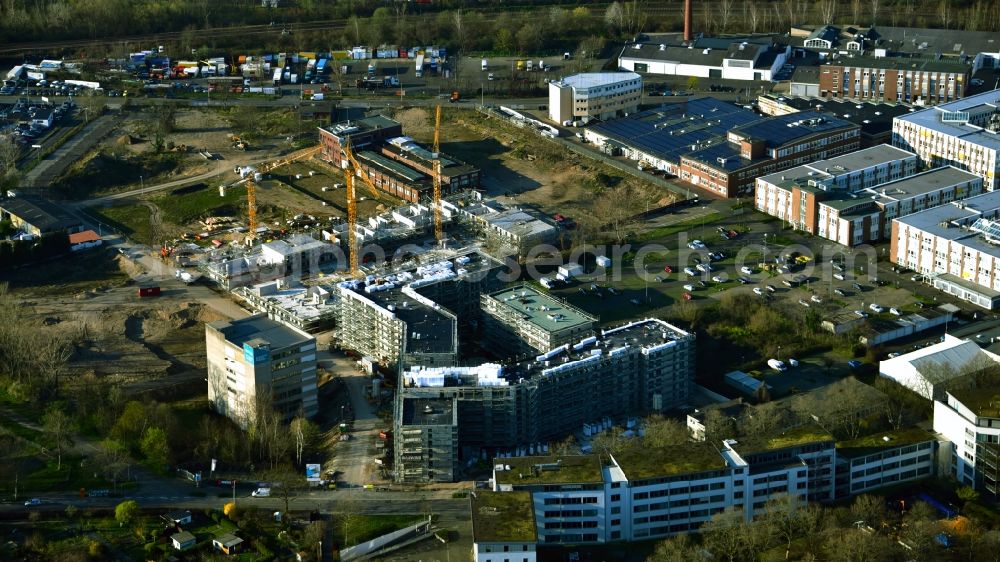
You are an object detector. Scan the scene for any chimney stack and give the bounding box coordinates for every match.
[684,0,693,42]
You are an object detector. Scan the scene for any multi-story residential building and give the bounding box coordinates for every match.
[481,285,597,358]
[834,427,939,499]
[395,319,695,483]
[205,314,318,426]
[395,396,458,482]
[679,111,860,197]
[817,56,970,104]
[892,89,1000,191]
[548,72,642,124]
[234,279,337,333]
[489,424,936,545]
[760,162,981,246]
[756,144,918,227]
[890,191,1000,310]
[334,252,504,373]
[934,388,1000,496]
[471,491,538,562]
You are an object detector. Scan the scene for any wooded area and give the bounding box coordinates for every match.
[0,0,997,51]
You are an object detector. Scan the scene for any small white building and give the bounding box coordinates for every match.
[548,72,642,124]
[879,334,1000,400]
[619,40,789,82]
[171,531,196,551]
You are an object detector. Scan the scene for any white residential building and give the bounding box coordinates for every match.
[934,389,1000,496]
[490,424,936,544]
[205,314,318,426]
[892,88,1000,191]
[548,72,642,125]
[879,334,1000,400]
[890,190,1000,310]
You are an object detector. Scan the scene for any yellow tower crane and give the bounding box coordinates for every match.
[244,145,322,244]
[341,140,384,275]
[432,105,444,246]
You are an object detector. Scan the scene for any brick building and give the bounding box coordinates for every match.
[679,111,860,197]
[817,57,970,105]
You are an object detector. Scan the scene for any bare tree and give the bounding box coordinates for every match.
[851,0,862,23]
[745,0,761,33]
[870,0,881,25]
[42,408,74,471]
[718,0,735,33]
[642,415,688,448]
[0,134,20,192]
[938,0,953,29]
[819,0,837,24]
[291,417,306,466]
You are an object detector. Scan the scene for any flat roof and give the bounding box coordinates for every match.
[950,387,1000,418]
[621,43,726,67]
[872,166,982,203]
[893,89,1000,152]
[322,114,400,139]
[401,397,455,426]
[761,95,912,139]
[836,427,937,458]
[826,54,970,73]
[495,455,604,485]
[893,191,1000,259]
[208,314,313,350]
[875,26,1000,59]
[759,144,915,191]
[614,442,726,481]
[730,110,858,148]
[486,285,596,334]
[483,208,558,240]
[553,72,641,89]
[588,97,761,164]
[734,424,835,456]
[471,491,537,543]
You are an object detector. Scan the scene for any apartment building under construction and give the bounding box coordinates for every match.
[481,285,597,357]
[333,250,504,373]
[394,319,695,483]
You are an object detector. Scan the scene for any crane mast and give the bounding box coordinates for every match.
[433,105,443,246]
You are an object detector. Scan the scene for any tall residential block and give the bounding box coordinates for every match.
[206,314,318,426]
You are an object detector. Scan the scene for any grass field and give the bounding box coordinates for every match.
[88,204,153,243]
[0,247,129,296]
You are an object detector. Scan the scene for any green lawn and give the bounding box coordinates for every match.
[87,204,152,243]
[156,184,247,225]
[337,514,421,547]
[20,455,113,493]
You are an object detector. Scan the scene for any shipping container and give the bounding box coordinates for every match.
[272,67,282,85]
[290,74,298,84]
[138,287,161,297]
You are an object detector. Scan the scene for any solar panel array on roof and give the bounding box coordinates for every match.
[587,97,762,164]
[730,111,856,148]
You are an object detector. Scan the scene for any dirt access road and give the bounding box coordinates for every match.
[320,348,382,488]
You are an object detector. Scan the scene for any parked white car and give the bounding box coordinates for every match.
[687,240,706,250]
[712,275,725,283]
[869,303,885,313]
[889,307,901,316]
[684,267,697,276]
[740,266,754,275]
[788,358,800,367]
[753,287,764,296]
[768,359,787,371]
[810,295,822,303]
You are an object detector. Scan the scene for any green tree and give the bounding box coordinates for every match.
[958,486,980,504]
[494,27,514,55]
[115,500,138,528]
[140,427,170,473]
[686,76,700,91]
